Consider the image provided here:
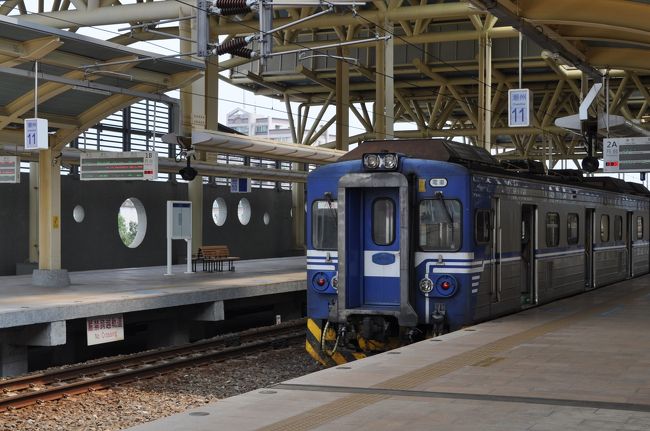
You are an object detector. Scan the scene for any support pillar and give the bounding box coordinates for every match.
[291,167,305,254]
[477,15,494,151]
[29,162,39,263]
[181,12,206,254]
[33,147,69,287]
[374,20,394,139]
[384,21,394,139]
[335,47,349,151]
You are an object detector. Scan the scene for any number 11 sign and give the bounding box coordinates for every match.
[508,89,532,128]
[24,118,49,150]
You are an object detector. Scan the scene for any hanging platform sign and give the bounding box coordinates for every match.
[80,151,158,180]
[24,118,49,150]
[0,156,20,183]
[508,89,532,128]
[603,137,650,173]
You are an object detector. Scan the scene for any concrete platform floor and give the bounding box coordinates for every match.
[0,257,305,329]
[127,274,650,431]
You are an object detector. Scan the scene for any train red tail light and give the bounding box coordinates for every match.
[441,281,451,290]
[312,272,330,291]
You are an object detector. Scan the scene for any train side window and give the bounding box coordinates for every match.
[475,210,491,244]
[567,213,579,245]
[419,199,461,251]
[372,198,395,246]
[600,215,610,242]
[637,216,644,239]
[614,215,623,241]
[311,200,338,250]
[545,213,560,247]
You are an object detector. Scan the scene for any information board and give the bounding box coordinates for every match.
[603,137,650,173]
[86,314,124,346]
[0,156,19,183]
[80,151,158,180]
[508,89,532,127]
[167,201,192,240]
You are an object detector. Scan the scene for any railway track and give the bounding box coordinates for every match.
[0,319,306,412]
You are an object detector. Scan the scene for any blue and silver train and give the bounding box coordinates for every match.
[305,139,650,365]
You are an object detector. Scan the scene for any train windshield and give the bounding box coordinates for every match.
[312,200,338,250]
[419,199,461,251]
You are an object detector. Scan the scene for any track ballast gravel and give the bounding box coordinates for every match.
[0,344,322,431]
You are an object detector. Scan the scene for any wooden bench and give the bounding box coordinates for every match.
[192,245,239,272]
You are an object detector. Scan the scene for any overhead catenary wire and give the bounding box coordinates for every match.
[173,0,563,146]
[19,2,569,148]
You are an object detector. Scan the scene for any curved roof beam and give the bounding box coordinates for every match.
[587,47,650,72]
[558,27,650,50]
[520,0,650,36]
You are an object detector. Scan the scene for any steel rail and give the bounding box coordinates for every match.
[0,319,306,411]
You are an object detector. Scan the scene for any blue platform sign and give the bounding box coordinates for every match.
[508,89,532,128]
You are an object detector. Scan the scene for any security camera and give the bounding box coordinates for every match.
[179,158,198,181]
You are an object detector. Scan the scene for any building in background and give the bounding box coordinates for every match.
[226,108,332,145]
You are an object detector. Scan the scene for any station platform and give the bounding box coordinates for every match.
[0,257,305,376]
[128,274,650,431]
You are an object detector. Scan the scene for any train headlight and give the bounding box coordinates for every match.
[331,276,338,290]
[363,153,399,170]
[383,153,398,169]
[363,154,380,169]
[419,278,433,293]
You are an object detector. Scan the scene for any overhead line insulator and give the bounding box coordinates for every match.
[230,47,258,59]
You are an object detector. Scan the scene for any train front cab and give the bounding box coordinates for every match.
[306,156,476,365]
[306,162,420,365]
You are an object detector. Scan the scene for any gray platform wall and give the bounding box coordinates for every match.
[0,174,296,275]
[0,179,29,275]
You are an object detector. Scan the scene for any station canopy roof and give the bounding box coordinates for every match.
[0,14,203,151]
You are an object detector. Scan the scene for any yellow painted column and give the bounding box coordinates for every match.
[29,162,39,263]
[374,20,394,139]
[292,170,305,254]
[477,16,494,152]
[37,148,61,270]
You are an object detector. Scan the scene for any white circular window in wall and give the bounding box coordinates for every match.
[118,198,147,248]
[212,198,227,226]
[263,212,270,225]
[237,198,251,225]
[73,205,85,223]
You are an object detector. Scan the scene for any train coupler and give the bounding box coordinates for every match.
[431,303,448,337]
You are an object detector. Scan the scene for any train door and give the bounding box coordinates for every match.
[521,205,536,306]
[627,211,633,278]
[360,188,401,307]
[491,197,501,303]
[585,208,595,289]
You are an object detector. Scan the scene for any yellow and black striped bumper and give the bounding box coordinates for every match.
[305,318,365,366]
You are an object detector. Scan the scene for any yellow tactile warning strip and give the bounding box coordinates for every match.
[470,356,505,367]
[260,285,648,431]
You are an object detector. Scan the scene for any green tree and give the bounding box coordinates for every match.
[118,214,138,246]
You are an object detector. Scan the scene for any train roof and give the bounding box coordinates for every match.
[340,139,650,198]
